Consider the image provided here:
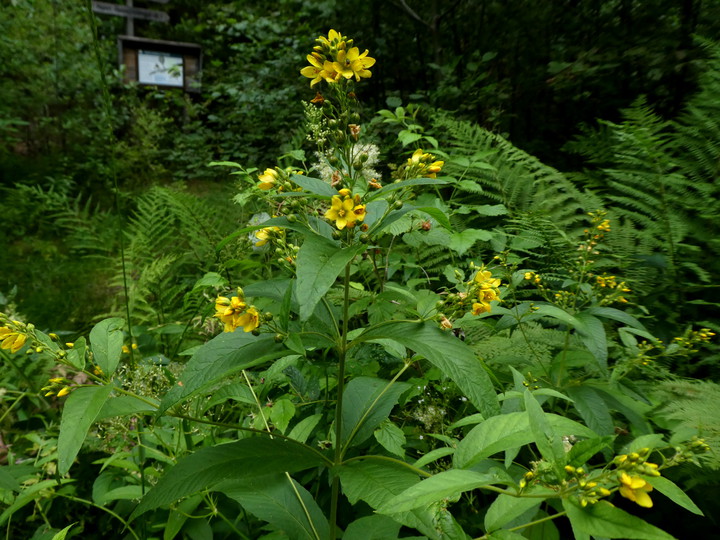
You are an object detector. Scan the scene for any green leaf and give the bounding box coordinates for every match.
[290,173,337,198]
[0,479,75,526]
[563,499,676,540]
[337,460,444,540]
[524,390,565,473]
[341,377,410,448]
[566,436,615,467]
[296,232,366,321]
[269,399,295,434]
[0,468,20,492]
[566,386,614,436]
[366,178,449,202]
[354,322,500,417]
[575,312,608,370]
[343,515,402,540]
[96,485,144,505]
[192,271,228,291]
[288,413,323,444]
[89,318,124,377]
[646,476,703,516]
[484,494,542,532]
[374,420,407,458]
[449,229,494,255]
[586,306,647,330]
[219,474,329,540]
[164,494,203,540]
[96,395,158,420]
[157,333,285,416]
[487,531,528,540]
[58,385,113,475]
[413,447,456,469]
[376,469,498,513]
[454,412,598,469]
[530,305,582,328]
[398,130,423,146]
[65,336,86,370]
[131,437,328,519]
[51,524,76,540]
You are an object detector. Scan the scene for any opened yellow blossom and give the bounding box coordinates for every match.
[214,294,260,333]
[258,168,280,190]
[325,194,365,230]
[0,326,27,353]
[333,47,375,81]
[300,53,340,86]
[254,227,280,247]
[618,473,654,508]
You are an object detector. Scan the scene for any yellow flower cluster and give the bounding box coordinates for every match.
[254,226,282,247]
[398,149,444,179]
[214,289,260,333]
[300,29,375,87]
[41,377,72,398]
[325,188,366,230]
[0,322,27,353]
[470,268,502,315]
[613,448,661,508]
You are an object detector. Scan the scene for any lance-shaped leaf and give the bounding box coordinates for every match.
[563,499,675,540]
[157,332,286,416]
[290,173,337,198]
[295,232,366,321]
[57,385,113,474]
[353,321,499,417]
[131,437,329,519]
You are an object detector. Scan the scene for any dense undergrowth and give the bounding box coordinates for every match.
[1,4,720,540]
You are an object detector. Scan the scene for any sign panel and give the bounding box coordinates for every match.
[137,50,184,87]
[92,1,169,23]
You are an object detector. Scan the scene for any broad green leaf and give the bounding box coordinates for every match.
[448,229,493,255]
[365,177,448,202]
[586,306,647,330]
[157,332,285,416]
[376,469,498,514]
[484,494,542,532]
[374,420,406,457]
[0,479,74,525]
[646,476,703,516]
[219,474,329,540]
[530,305,581,328]
[288,413,323,444]
[454,412,598,469]
[0,468,20,492]
[337,460,444,540]
[487,531,527,540]
[524,390,565,473]
[341,377,409,448]
[562,499,676,540]
[58,385,113,474]
[97,395,158,420]
[354,322,500,417]
[575,312,608,370]
[296,232,366,321]
[398,130,423,146]
[371,204,452,234]
[566,436,615,467]
[566,386,614,436]
[89,318,124,377]
[290,173,337,198]
[131,437,328,518]
[343,515,402,540]
[524,509,561,540]
[96,485,143,505]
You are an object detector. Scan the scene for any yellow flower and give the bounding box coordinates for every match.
[0,326,27,353]
[236,306,260,333]
[214,295,247,332]
[300,53,340,86]
[333,47,375,81]
[618,473,654,508]
[472,302,491,316]
[57,387,71,398]
[254,227,280,247]
[258,168,279,190]
[325,195,362,230]
[317,29,347,50]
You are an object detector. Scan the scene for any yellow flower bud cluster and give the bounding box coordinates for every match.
[214,288,261,333]
[257,167,304,192]
[593,274,631,305]
[300,29,375,87]
[564,465,613,507]
[41,377,73,398]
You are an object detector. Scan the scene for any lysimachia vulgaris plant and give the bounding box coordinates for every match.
[3,29,712,540]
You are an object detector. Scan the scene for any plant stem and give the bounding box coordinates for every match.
[329,263,352,539]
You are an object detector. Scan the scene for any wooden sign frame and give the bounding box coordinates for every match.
[118,35,202,93]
